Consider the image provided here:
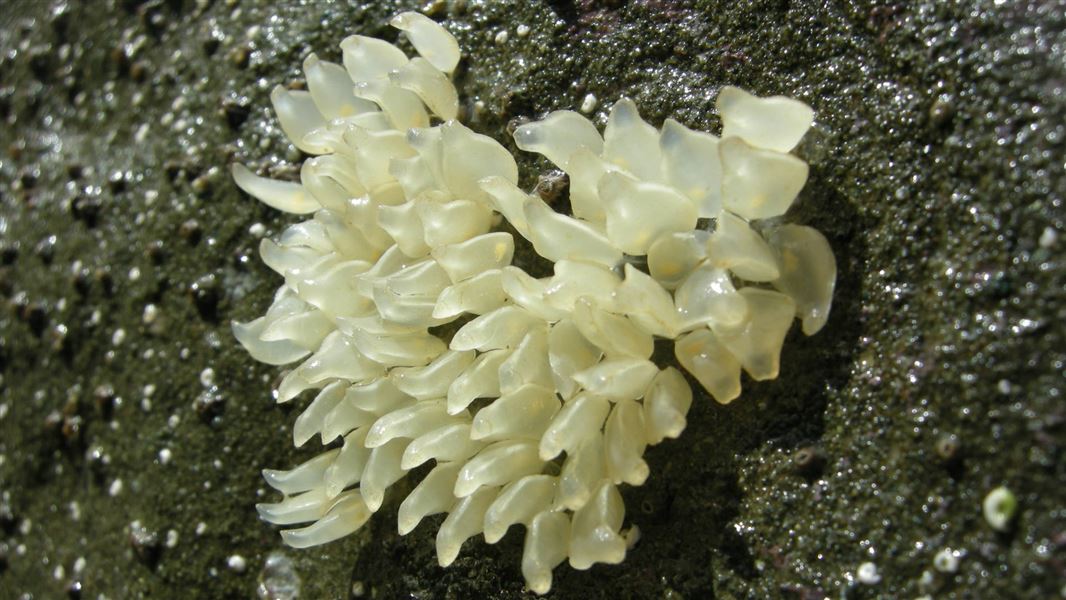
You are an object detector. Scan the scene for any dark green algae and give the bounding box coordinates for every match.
[0,0,1063,598]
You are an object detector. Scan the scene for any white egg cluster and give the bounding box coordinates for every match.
[232,12,835,594]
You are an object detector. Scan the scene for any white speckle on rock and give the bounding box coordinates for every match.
[200,367,216,388]
[166,529,180,548]
[158,448,172,465]
[111,328,126,346]
[134,123,150,144]
[494,30,508,44]
[997,379,1012,394]
[857,561,881,584]
[516,24,530,37]
[580,93,598,114]
[109,478,124,497]
[196,521,207,536]
[142,303,159,324]
[1039,226,1057,248]
[228,554,247,572]
[249,222,267,238]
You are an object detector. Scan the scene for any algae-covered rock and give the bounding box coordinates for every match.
[0,1,1062,598]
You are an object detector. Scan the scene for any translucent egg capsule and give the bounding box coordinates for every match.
[483,475,558,544]
[262,450,340,495]
[546,319,602,401]
[397,462,461,535]
[540,392,610,461]
[454,440,544,498]
[360,439,409,512]
[674,328,742,404]
[712,288,796,381]
[720,136,808,221]
[706,210,780,282]
[432,269,509,318]
[571,358,658,402]
[390,11,460,73]
[364,400,455,448]
[557,432,607,511]
[303,53,377,119]
[323,428,372,497]
[436,487,498,566]
[568,481,627,569]
[599,171,698,255]
[270,86,329,154]
[603,98,661,182]
[389,57,458,120]
[647,230,710,290]
[340,35,409,82]
[659,118,723,218]
[401,423,482,470]
[513,110,603,171]
[232,164,318,214]
[441,121,519,203]
[766,224,836,335]
[604,399,650,486]
[524,198,623,267]
[279,491,372,549]
[642,367,693,444]
[471,384,560,442]
[432,232,515,283]
[717,85,814,153]
[522,511,572,594]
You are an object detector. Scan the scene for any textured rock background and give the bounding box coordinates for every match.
[0,0,1063,598]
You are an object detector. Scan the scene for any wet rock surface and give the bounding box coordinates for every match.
[0,0,1063,598]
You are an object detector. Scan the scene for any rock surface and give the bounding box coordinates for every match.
[0,0,1062,598]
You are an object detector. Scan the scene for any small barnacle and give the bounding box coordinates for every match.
[792,444,825,478]
[188,273,221,321]
[93,383,116,417]
[533,169,569,205]
[932,547,961,573]
[178,218,202,244]
[934,432,964,476]
[128,520,161,567]
[982,486,1017,532]
[232,10,835,594]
